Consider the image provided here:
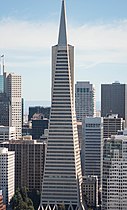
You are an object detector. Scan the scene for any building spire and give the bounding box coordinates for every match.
[58,0,67,46]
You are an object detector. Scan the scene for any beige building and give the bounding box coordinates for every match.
[4,72,22,139]
[0,139,46,192]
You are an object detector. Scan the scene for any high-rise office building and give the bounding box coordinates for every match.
[75,81,96,122]
[82,117,103,189]
[101,82,127,124]
[0,93,11,126]
[4,72,22,138]
[103,113,124,139]
[0,148,15,205]
[39,1,83,209]
[102,135,127,210]
[0,57,11,127]
[1,138,45,192]
[0,55,4,94]
[0,75,4,94]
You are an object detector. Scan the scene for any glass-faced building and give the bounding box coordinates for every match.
[0,75,4,93]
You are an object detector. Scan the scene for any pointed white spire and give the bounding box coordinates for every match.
[58,0,67,46]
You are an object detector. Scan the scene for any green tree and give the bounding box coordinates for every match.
[10,187,34,210]
[28,189,40,210]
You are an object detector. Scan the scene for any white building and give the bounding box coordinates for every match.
[4,72,22,138]
[75,81,96,122]
[82,117,103,189]
[0,147,15,204]
[102,135,127,210]
[39,1,83,210]
[0,126,16,142]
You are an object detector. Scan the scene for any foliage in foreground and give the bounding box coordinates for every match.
[10,187,34,210]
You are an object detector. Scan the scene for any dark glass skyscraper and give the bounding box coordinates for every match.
[0,55,4,93]
[101,82,127,124]
[0,75,4,93]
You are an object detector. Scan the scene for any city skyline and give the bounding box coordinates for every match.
[0,0,127,103]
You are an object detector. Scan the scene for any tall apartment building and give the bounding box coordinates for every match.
[0,148,15,205]
[39,1,83,209]
[102,135,127,210]
[103,114,124,139]
[75,81,96,122]
[101,82,127,124]
[0,139,45,192]
[82,117,103,189]
[4,72,22,138]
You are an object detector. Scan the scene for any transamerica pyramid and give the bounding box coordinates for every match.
[39,1,84,209]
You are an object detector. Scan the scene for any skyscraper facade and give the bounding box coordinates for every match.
[4,72,22,138]
[0,55,4,94]
[82,117,103,189]
[39,1,83,209]
[75,81,96,122]
[102,135,127,210]
[0,93,11,126]
[101,82,127,124]
[0,75,4,94]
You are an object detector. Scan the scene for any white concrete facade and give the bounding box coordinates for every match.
[0,147,15,204]
[102,135,127,210]
[75,81,96,122]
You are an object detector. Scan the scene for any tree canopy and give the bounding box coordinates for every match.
[10,187,34,210]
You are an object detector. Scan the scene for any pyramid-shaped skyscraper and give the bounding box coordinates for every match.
[39,1,84,209]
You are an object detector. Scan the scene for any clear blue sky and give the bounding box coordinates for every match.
[0,0,127,106]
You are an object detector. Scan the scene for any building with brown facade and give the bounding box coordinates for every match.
[0,138,46,192]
